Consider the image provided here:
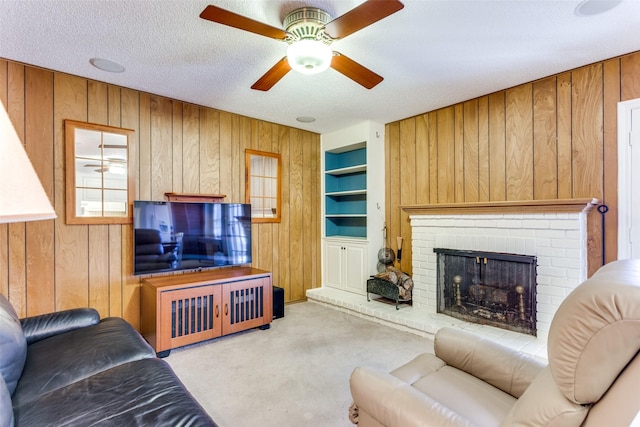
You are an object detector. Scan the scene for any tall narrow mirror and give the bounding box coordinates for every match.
[65,120,135,224]
[245,149,281,223]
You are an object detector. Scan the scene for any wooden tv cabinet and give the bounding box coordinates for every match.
[141,267,272,356]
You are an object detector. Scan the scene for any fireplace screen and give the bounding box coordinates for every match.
[434,248,537,336]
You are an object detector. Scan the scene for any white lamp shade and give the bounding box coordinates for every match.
[287,40,332,75]
[0,100,57,224]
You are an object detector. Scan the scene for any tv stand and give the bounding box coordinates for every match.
[141,267,272,356]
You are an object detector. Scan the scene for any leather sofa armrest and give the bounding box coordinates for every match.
[434,327,545,398]
[20,308,100,345]
[350,366,476,427]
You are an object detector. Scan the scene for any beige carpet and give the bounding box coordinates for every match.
[166,301,434,427]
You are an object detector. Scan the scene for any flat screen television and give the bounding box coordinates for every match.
[133,200,252,275]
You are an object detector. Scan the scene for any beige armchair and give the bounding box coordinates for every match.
[350,259,640,427]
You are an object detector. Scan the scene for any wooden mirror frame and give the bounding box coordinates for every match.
[65,120,135,225]
[245,149,281,223]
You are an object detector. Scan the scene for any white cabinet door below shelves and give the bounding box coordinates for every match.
[323,240,344,289]
[323,239,367,295]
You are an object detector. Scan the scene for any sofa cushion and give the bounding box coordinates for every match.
[13,358,216,427]
[0,374,14,427]
[0,294,26,396]
[547,259,640,404]
[11,317,155,407]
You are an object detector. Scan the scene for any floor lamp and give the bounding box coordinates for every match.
[0,99,56,224]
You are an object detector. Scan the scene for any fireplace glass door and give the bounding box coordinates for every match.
[435,248,537,335]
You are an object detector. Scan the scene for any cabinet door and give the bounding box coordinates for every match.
[323,240,345,289]
[344,243,367,295]
[222,277,272,335]
[158,285,223,352]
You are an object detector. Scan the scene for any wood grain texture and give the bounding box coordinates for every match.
[415,114,429,204]
[478,97,490,202]
[556,72,573,199]
[505,84,534,201]
[454,104,464,203]
[385,52,640,278]
[463,100,479,202]
[399,118,416,271]
[488,92,506,201]
[25,66,55,316]
[54,72,90,311]
[602,59,620,263]
[533,76,558,200]
[1,59,320,325]
[437,107,455,203]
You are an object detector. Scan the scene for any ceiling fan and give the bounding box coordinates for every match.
[199,0,404,91]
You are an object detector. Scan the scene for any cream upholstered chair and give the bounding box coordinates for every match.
[349,259,640,427]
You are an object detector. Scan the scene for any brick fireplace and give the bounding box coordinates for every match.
[307,199,598,359]
[405,199,599,345]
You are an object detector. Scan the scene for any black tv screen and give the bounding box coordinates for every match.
[133,201,252,275]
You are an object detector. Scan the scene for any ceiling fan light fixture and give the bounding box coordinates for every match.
[287,40,332,75]
[108,163,127,175]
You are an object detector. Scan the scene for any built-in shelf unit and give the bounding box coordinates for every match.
[321,121,384,295]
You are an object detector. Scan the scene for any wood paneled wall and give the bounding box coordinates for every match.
[386,51,640,277]
[0,59,321,328]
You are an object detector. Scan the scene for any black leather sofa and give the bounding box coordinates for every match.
[0,294,216,426]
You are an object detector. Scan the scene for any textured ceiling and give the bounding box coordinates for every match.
[1,0,639,134]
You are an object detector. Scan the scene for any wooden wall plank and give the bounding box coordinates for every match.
[602,59,620,263]
[478,96,490,202]
[505,84,534,201]
[454,104,464,202]
[557,72,573,199]
[437,107,455,203]
[288,128,304,301]
[7,62,26,315]
[182,104,200,193]
[87,80,110,317]
[107,85,123,317]
[399,118,416,271]
[138,94,151,200]
[302,130,313,288]
[0,60,8,299]
[621,53,640,100]
[415,114,430,204]
[572,64,603,199]
[172,101,184,193]
[488,92,506,201]
[572,64,604,277]
[219,111,233,200]
[387,122,401,250]
[278,125,290,299]
[428,112,438,204]
[150,96,173,201]
[54,73,89,311]
[24,66,55,316]
[463,100,479,202]
[533,76,558,199]
[200,108,220,194]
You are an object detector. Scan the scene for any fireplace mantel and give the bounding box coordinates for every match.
[401,198,599,215]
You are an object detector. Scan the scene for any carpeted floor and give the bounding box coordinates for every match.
[165,301,434,427]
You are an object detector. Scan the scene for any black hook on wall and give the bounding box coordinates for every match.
[597,204,609,265]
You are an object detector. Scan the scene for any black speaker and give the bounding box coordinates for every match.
[273,286,285,319]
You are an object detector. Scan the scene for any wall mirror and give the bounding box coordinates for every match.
[65,120,135,224]
[245,149,281,223]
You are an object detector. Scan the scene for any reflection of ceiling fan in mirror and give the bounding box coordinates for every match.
[83,159,127,174]
[199,0,404,91]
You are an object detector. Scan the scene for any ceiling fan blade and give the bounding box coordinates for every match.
[331,53,383,89]
[200,5,288,40]
[323,0,404,40]
[251,58,292,91]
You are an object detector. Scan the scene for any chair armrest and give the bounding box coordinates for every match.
[20,308,100,345]
[350,366,475,427]
[434,327,545,398]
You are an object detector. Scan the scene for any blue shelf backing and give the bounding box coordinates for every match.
[326,217,367,238]
[325,147,366,171]
[326,194,366,215]
[325,172,366,193]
